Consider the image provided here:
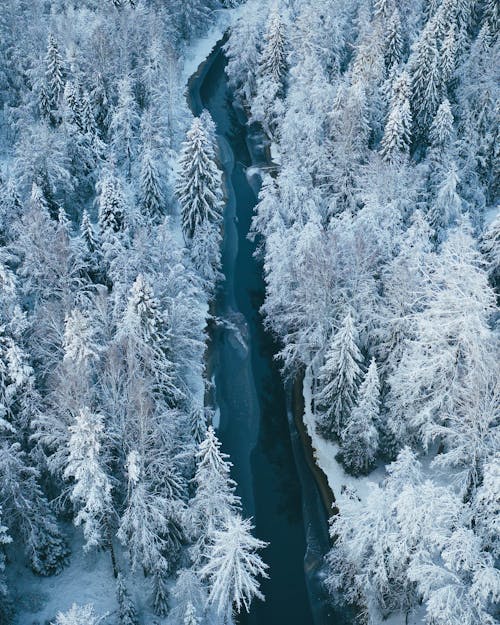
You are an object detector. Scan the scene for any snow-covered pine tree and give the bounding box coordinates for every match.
[190,426,241,565]
[120,273,179,402]
[80,209,101,273]
[441,25,457,87]
[176,115,223,239]
[109,76,139,179]
[183,602,200,625]
[410,18,443,132]
[380,71,413,163]
[258,3,287,87]
[0,438,70,575]
[314,312,364,439]
[51,604,101,625]
[430,161,463,235]
[97,169,126,236]
[189,218,223,295]
[117,460,171,575]
[224,4,263,105]
[116,573,139,625]
[340,357,380,475]
[200,515,268,622]
[429,98,454,153]
[64,407,113,551]
[251,3,287,136]
[481,211,500,287]
[152,563,169,617]
[139,145,163,221]
[63,308,101,370]
[45,34,64,110]
[384,7,404,70]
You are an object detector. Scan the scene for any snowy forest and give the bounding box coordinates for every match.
[0,0,498,625]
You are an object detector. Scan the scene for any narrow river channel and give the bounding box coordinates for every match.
[188,38,353,625]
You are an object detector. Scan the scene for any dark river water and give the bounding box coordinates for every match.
[188,39,353,625]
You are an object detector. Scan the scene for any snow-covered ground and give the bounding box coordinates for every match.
[302,365,426,625]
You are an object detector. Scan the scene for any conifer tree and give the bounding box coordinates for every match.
[224,5,263,105]
[190,218,223,295]
[481,211,500,286]
[384,8,404,69]
[80,209,100,262]
[410,21,443,130]
[63,308,101,370]
[116,573,139,625]
[109,76,139,179]
[314,312,364,439]
[441,26,457,86]
[176,116,223,239]
[430,162,462,235]
[380,71,413,162]
[64,407,113,551]
[45,34,64,109]
[429,99,454,150]
[183,602,200,625]
[0,439,70,575]
[340,358,380,475]
[258,4,287,87]
[97,169,127,248]
[51,604,101,625]
[139,145,163,221]
[191,426,241,565]
[200,515,268,622]
[152,563,169,617]
[251,4,287,136]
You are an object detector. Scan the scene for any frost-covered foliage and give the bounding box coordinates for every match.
[226,0,499,622]
[0,0,271,620]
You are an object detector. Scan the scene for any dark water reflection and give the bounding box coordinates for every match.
[189,40,352,625]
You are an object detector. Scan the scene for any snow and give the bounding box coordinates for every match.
[302,364,385,508]
[181,4,246,85]
[9,527,117,624]
[302,365,426,625]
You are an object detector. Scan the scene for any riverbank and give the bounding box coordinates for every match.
[186,33,349,625]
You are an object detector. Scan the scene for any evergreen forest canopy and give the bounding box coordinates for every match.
[0,0,498,624]
[225,0,498,624]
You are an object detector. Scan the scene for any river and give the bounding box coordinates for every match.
[188,38,353,625]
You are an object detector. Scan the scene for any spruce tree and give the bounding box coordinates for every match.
[380,71,413,163]
[251,4,287,136]
[314,312,364,439]
[116,573,139,625]
[183,602,200,625]
[410,21,442,131]
[152,564,169,617]
[176,116,223,239]
[340,358,381,475]
[258,5,287,87]
[97,170,126,238]
[200,515,268,621]
[45,34,64,109]
[191,426,241,565]
[80,209,99,254]
[64,407,113,551]
[109,76,139,179]
[0,439,69,575]
[430,162,462,235]
[139,146,163,221]
[481,211,500,286]
[384,8,404,69]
